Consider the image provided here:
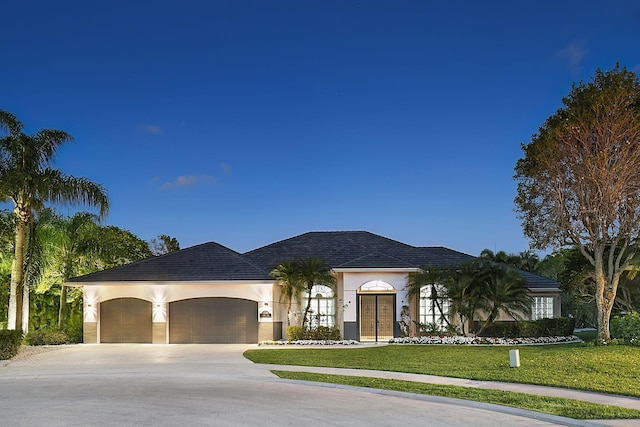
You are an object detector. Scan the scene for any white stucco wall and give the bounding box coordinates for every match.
[80,281,274,323]
[341,272,410,322]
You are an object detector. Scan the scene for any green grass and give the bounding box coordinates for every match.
[244,344,640,397]
[272,370,640,420]
[574,329,598,342]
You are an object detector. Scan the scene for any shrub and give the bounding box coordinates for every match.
[25,328,69,346]
[286,326,305,341]
[0,329,23,360]
[306,326,341,341]
[475,317,575,338]
[64,323,84,344]
[286,325,341,341]
[476,322,519,338]
[611,312,640,343]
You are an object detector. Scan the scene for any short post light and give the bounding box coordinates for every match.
[509,349,520,368]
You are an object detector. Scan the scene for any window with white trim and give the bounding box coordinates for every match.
[304,285,335,327]
[419,285,450,330]
[532,296,554,320]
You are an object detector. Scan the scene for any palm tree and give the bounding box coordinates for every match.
[270,260,304,326]
[293,257,336,328]
[474,263,532,336]
[445,261,484,336]
[44,212,101,329]
[407,267,452,331]
[0,109,109,331]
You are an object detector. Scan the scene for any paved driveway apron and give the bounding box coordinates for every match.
[0,345,604,426]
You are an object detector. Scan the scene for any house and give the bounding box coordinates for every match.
[67,231,561,344]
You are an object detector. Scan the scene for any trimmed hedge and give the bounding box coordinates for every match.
[25,328,69,346]
[476,317,575,338]
[0,329,23,360]
[286,325,341,341]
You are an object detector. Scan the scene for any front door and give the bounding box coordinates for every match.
[359,294,394,341]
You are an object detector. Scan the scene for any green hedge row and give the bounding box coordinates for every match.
[0,330,23,360]
[286,325,341,341]
[476,317,575,338]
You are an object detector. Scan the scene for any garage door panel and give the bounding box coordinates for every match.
[100,298,152,343]
[169,298,258,344]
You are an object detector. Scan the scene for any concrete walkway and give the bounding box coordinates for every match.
[257,364,640,412]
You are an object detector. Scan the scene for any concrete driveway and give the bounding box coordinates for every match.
[0,345,600,426]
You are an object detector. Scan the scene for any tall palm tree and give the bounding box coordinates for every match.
[0,109,109,331]
[294,257,336,328]
[270,260,304,326]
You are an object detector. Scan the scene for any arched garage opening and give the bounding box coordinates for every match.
[100,298,152,343]
[169,298,258,343]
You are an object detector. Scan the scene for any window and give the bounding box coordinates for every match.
[419,285,450,330]
[304,285,335,328]
[532,297,554,320]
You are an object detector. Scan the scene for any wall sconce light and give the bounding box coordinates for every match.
[87,304,92,307]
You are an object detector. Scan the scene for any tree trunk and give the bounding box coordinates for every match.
[595,275,615,342]
[302,286,313,328]
[21,279,30,333]
[7,218,26,330]
[58,285,68,330]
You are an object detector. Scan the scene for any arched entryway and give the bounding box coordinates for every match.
[358,281,396,342]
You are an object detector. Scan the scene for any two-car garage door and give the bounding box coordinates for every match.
[99,297,258,343]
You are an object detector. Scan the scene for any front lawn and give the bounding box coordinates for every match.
[272,371,640,420]
[244,343,640,397]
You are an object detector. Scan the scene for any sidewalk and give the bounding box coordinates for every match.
[259,364,640,425]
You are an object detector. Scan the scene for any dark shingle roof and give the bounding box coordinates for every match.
[242,231,470,271]
[68,230,559,290]
[68,242,270,282]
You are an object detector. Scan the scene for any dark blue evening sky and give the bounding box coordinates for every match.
[2,1,639,255]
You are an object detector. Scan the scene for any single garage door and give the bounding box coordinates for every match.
[169,298,258,343]
[100,298,152,343]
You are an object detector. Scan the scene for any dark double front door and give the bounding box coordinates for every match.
[359,294,394,341]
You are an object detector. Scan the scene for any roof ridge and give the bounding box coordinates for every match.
[336,250,418,268]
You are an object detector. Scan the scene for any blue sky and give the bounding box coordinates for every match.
[2,1,639,256]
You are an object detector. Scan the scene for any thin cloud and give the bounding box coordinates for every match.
[222,163,232,174]
[159,175,214,190]
[556,42,588,72]
[144,124,162,135]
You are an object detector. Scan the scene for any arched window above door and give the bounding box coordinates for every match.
[358,280,395,293]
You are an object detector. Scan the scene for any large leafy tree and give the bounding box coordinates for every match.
[150,234,180,256]
[514,65,640,341]
[0,109,109,331]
